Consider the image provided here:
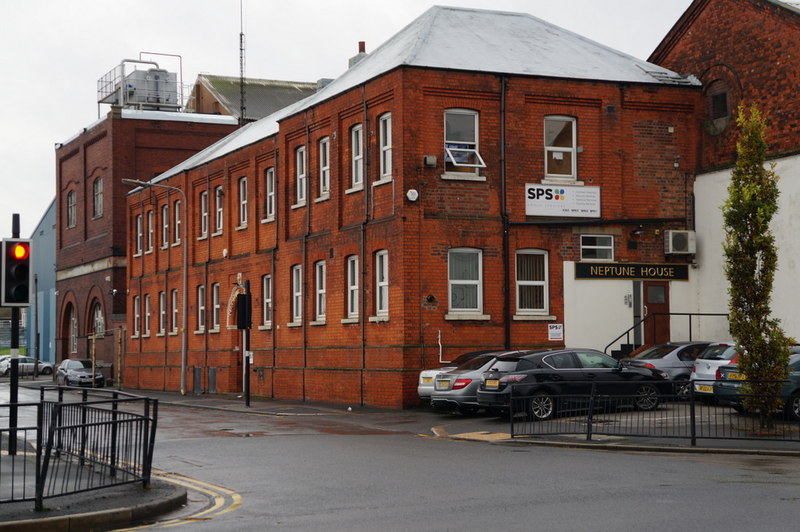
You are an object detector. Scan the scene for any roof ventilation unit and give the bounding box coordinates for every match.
[664,230,696,254]
[98,59,180,112]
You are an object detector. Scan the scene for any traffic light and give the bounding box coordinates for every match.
[1,239,31,307]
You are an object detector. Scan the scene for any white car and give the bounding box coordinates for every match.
[418,350,503,401]
[690,342,742,397]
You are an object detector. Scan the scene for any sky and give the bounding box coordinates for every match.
[0,0,694,240]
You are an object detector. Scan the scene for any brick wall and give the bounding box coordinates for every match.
[650,0,800,169]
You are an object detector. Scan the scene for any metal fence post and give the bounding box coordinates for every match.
[586,382,596,441]
[689,386,697,446]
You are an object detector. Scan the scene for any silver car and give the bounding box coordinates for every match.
[623,341,710,396]
[418,349,501,401]
[431,352,519,414]
[0,355,54,376]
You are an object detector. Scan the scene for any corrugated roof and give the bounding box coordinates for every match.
[153,6,699,184]
[188,74,318,120]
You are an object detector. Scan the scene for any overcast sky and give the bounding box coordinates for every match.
[0,0,694,240]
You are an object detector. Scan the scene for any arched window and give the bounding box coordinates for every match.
[92,300,105,337]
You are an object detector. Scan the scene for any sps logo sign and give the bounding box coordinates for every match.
[526,186,566,201]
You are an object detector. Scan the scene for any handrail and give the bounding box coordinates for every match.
[603,312,728,354]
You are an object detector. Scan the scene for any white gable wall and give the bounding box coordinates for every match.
[673,153,800,341]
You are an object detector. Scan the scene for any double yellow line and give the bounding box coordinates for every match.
[118,468,242,530]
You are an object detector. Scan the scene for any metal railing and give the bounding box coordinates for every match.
[604,312,728,355]
[0,386,158,511]
[509,380,800,447]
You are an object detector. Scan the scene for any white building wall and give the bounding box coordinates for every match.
[682,153,800,341]
[563,261,633,352]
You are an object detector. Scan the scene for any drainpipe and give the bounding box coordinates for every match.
[500,76,511,350]
[302,112,311,402]
[360,85,369,406]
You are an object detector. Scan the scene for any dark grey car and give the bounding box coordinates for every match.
[55,358,105,387]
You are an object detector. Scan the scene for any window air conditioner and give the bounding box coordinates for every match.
[664,230,696,254]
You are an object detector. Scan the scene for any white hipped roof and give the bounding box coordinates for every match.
[152,5,699,184]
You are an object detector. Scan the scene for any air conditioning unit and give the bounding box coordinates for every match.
[664,230,696,254]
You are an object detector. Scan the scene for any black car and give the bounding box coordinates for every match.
[476,349,670,420]
[55,358,105,387]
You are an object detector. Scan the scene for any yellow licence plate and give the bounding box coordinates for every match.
[436,380,450,389]
[485,379,500,389]
[728,372,746,380]
[697,385,713,393]
[422,377,432,384]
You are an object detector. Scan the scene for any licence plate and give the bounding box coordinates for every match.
[422,377,432,384]
[436,380,451,390]
[485,379,500,389]
[728,372,746,381]
[697,385,713,393]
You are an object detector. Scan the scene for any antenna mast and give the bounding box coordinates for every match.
[239,0,246,127]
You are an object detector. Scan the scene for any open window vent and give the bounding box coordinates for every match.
[664,230,696,254]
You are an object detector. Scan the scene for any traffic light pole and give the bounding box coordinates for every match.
[8,214,21,456]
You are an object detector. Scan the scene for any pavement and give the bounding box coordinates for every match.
[2,381,800,530]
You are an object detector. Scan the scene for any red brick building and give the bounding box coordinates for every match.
[56,63,240,374]
[124,6,704,407]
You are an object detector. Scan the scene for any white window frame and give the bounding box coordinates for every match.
[158,291,167,334]
[580,234,614,261]
[67,190,77,228]
[295,146,307,206]
[93,301,105,337]
[200,190,209,237]
[263,167,276,221]
[196,285,206,332]
[214,186,223,234]
[132,296,140,337]
[171,289,179,334]
[346,255,359,319]
[93,177,103,218]
[134,214,143,255]
[238,177,248,227]
[291,265,302,324]
[70,314,78,352]
[350,124,363,190]
[319,137,330,198]
[448,248,483,314]
[444,109,486,174]
[261,274,272,327]
[375,250,389,316]
[314,260,326,322]
[516,249,549,315]
[146,210,154,252]
[544,115,577,181]
[211,282,220,331]
[379,113,392,179]
[173,200,182,245]
[161,204,169,248]
[143,294,151,336]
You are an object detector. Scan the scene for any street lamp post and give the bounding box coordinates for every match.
[122,178,188,395]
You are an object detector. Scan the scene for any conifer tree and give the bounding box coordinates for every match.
[722,104,793,428]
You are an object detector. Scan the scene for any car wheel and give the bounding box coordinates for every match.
[673,377,690,399]
[784,392,800,421]
[529,391,555,421]
[634,384,659,411]
[41,367,53,375]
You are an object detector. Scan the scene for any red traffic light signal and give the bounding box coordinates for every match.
[1,239,31,307]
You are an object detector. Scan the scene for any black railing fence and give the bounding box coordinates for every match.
[0,386,157,511]
[509,380,800,446]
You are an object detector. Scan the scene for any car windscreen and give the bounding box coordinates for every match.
[634,345,676,360]
[69,360,94,369]
[699,345,738,360]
